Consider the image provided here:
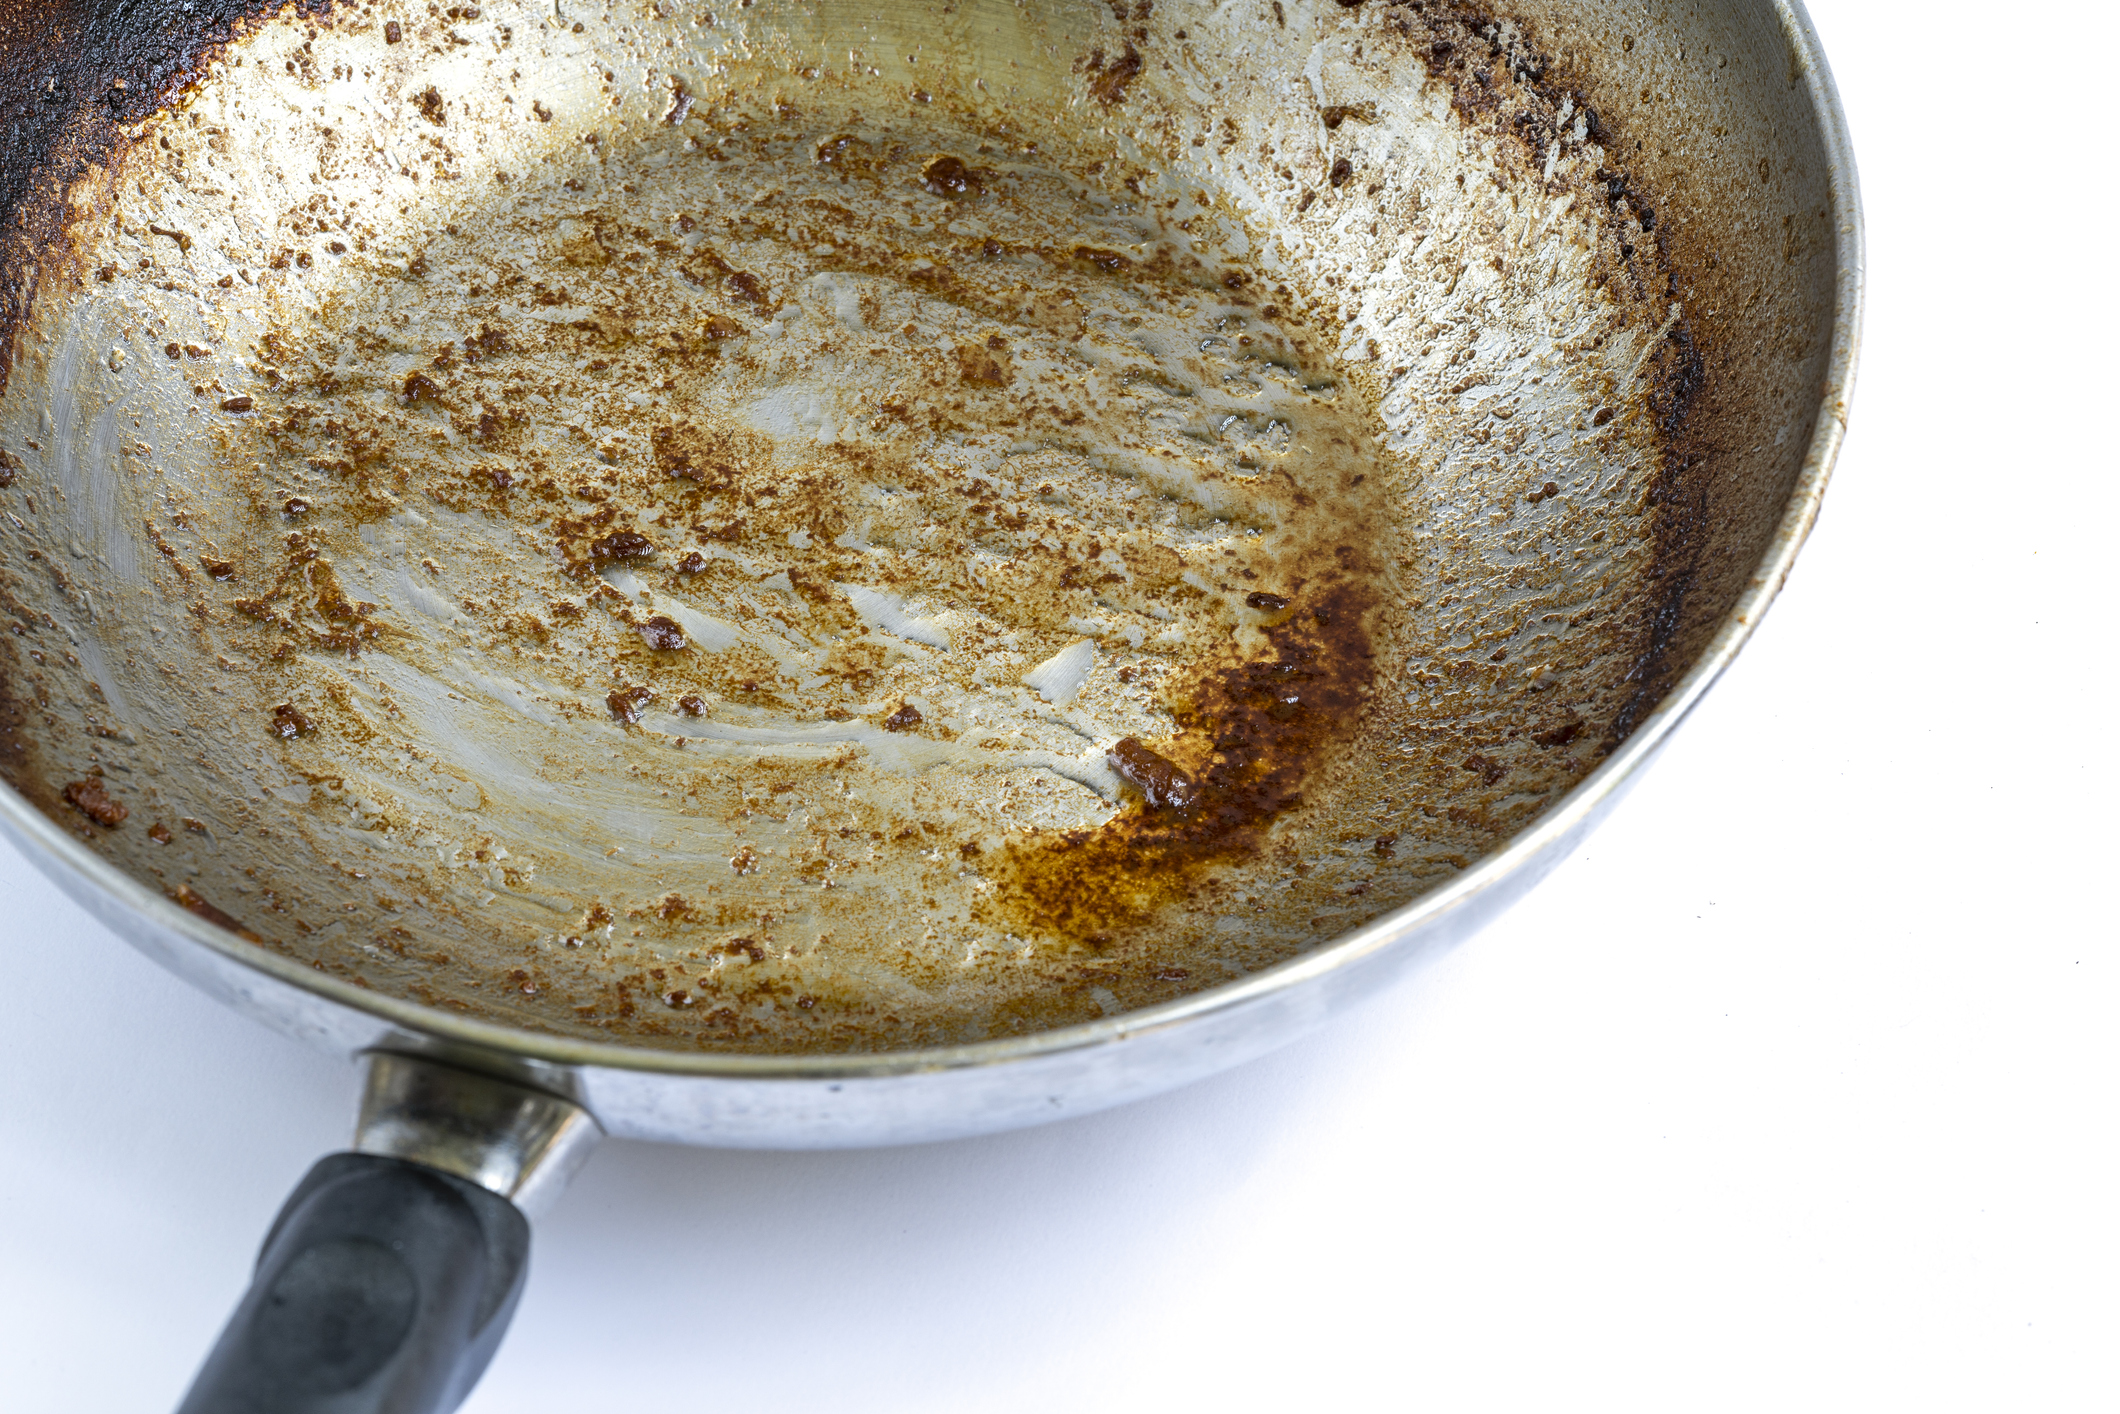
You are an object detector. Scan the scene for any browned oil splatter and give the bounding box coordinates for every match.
[638,615,685,650]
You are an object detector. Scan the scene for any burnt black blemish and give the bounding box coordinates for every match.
[0,0,339,397]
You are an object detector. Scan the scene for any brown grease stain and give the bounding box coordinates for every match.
[990,580,1377,946]
[1085,44,1144,106]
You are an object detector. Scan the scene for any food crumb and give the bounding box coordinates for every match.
[63,778,127,827]
[1108,737,1198,811]
[270,703,313,739]
[639,615,685,650]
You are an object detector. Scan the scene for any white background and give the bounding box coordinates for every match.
[4,2,2115,1408]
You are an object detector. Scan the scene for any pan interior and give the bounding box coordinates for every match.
[0,0,1741,1051]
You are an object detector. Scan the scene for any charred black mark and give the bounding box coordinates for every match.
[0,0,346,396]
[1377,0,1717,750]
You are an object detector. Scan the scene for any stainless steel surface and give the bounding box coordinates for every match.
[0,0,1861,1147]
[352,1050,600,1218]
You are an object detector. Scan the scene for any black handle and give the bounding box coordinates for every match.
[177,1153,530,1414]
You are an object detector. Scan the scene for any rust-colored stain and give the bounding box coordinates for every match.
[992,581,1377,945]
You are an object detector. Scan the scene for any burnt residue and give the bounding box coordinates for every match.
[1107,737,1196,810]
[587,529,654,565]
[1377,0,1715,747]
[653,422,748,488]
[993,582,1377,945]
[222,534,385,660]
[953,340,1011,386]
[0,0,336,396]
[0,0,1792,1054]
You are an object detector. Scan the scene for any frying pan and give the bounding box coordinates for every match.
[0,0,1858,1408]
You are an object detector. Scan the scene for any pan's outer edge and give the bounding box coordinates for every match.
[0,0,1861,1106]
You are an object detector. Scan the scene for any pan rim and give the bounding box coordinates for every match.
[0,0,1861,1086]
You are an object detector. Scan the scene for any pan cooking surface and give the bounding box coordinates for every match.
[0,0,1736,1050]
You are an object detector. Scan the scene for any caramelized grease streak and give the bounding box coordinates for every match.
[993,581,1377,945]
[172,883,260,942]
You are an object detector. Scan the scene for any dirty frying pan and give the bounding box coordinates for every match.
[0,0,1858,1408]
